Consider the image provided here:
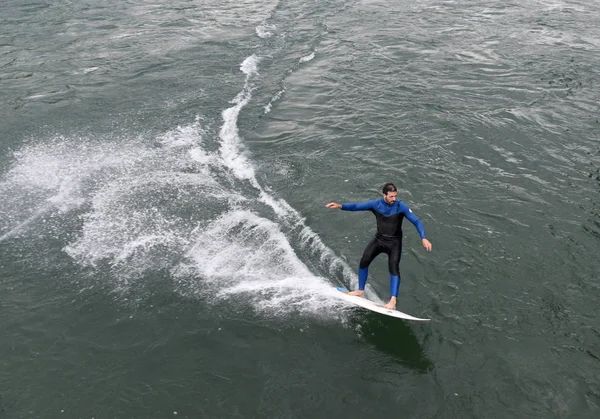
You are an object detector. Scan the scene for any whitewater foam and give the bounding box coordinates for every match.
[299,52,315,63]
[181,210,347,317]
[1,55,361,319]
[255,24,276,39]
[0,138,154,242]
[219,55,261,182]
[264,88,285,114]
[211,55,360,298]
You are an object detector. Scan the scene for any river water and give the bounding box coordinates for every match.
[1,0,599,417]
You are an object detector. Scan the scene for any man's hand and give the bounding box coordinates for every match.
[326,202,342,209]
[422,238,432,252]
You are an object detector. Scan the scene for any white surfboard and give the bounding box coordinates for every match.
[335,287,430,321]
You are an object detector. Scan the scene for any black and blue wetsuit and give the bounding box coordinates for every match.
[341,198,427,297]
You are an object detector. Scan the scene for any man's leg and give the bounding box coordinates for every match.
[349,237,381,296]
[384,239,402,309]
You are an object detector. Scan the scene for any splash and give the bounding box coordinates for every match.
[1,56,359,319]
[264,88,285,114]
[181,210,345,316]
[0,138,154,242]
[255,24,276,39]
[299,51,315,63]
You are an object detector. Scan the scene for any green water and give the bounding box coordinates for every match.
[1,0,599,417]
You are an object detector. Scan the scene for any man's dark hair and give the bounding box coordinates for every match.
[382,182,397,195]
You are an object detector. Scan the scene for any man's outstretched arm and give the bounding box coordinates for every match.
[326,200,376,211]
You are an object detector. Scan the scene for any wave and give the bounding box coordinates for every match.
[0,56,360,316]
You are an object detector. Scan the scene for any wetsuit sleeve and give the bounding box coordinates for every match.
[341,200,376,211]
[400,202,427,239]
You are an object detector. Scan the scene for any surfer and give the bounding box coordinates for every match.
[326,182,432,310]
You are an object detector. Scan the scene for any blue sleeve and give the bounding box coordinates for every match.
[341,200,376,211]
[400,202,427,239]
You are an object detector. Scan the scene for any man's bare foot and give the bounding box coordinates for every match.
[348,290,364,297]
[383,296,397,310]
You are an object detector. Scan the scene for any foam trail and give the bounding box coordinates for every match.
[217,55,359,288]
[264,88,285,114]
[219,55,261,182]
[299,52,315,63]
[255,24,276,39]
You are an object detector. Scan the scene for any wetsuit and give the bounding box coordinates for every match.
[341,198,427,297]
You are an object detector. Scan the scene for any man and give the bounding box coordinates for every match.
[326,182,432,310]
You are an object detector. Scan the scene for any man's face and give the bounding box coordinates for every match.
[383,191,397,205]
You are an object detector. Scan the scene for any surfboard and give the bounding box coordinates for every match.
[336,287,430,321]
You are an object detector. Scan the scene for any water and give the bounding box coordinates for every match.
[1,0,599,417]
